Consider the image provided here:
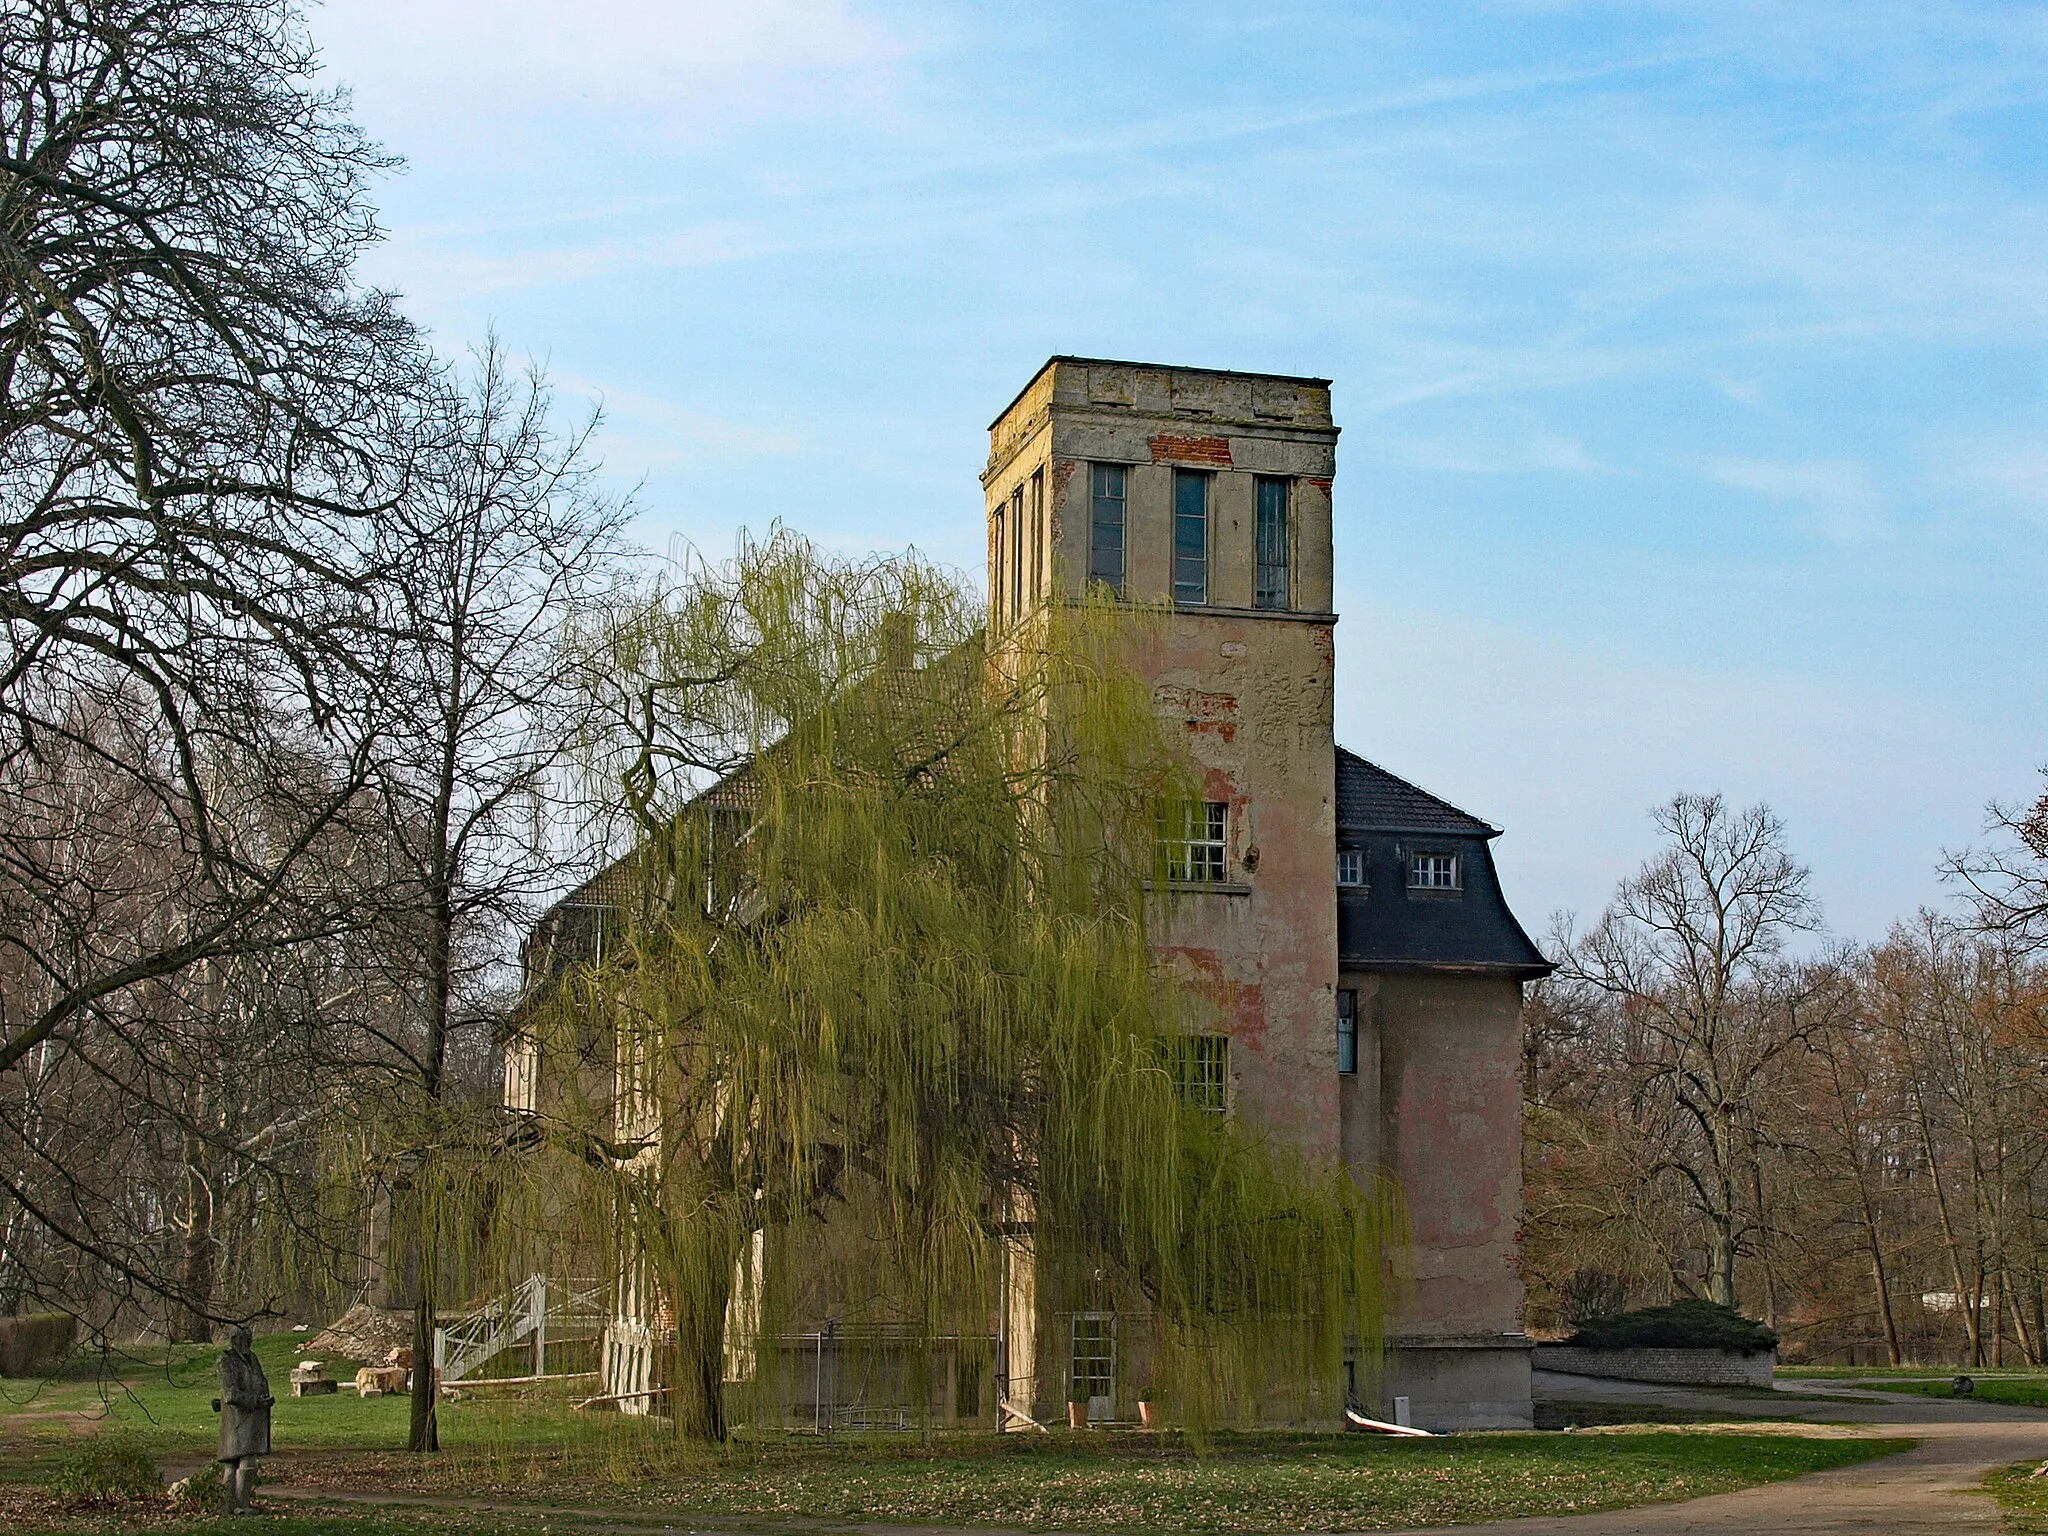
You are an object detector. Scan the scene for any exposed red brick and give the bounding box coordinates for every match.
[1149,432,1234,468]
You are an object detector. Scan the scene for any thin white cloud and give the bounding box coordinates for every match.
[316,0,904,133]
[1708,456,1889,542]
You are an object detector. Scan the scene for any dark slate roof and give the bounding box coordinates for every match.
[1335,747,1550,979]
[1336,748,1498,838]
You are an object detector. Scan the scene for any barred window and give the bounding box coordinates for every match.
[1176,1035,1229,1112]
[1409,851,1460,890]
[1162,800,1227,883]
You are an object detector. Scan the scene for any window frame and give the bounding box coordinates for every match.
[1407,850,1461,891]
[1162,799,1228,883]
[1010,484,1025,620]
[1173,468,1210,606]
[1176,1034,1230,1112]
[1337,989,1357,1076]
[1255,476,1291,610]
[1336,849,1364,888]
[1089,462,1127,597]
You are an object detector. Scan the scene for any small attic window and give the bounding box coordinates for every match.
[1336,850,1364,888]
[1408,851,1460,891]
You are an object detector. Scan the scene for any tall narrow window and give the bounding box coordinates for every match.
[1011,486,1025,620]
[1031,468,1046,598]
[1173,470,1209,605]
[1089,464,1125,595]
[1255,477,1290,610]
[1337,989,1358,1076]
[992,504,1006,625]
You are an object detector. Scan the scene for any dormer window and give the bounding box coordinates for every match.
[1336,850,1363,887]
[1408,851,1460,890]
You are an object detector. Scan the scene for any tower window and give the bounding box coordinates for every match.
[1173,469,1209,606]
[1337,989,1357,1076]
[1336,849,1363,887]
[1255,477,1291,610]
[992,503,1006,624]
[1090,464,1126,596]
[1408,851,1460,890]
[1011,485,1025,620]
[1031,468,1046,598]
[1161,800,1227,883]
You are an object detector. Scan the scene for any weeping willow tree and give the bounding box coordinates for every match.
[525,528,1391,1441]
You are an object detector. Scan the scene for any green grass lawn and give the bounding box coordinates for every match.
[1779,1364,2048,1380]
[0,1335,1914,1534]
[1982,1459,2048,1534]
[1859,1376,2048,1408]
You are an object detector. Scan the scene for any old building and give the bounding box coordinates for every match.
[982,357,1547,1430]
[512,356,1548,1432]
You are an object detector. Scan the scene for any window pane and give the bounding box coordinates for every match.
[1408,852,1459,889]
[1160,799,1227,882]
[1173,470,1208,605]
[1337,990,1357,1075]
[1336,850,1362,887]
[1255,478,1290,610]
[1090,463,1125,596]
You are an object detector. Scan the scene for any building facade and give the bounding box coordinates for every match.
[982,357,1548,1429]
[515,356,1548,1432]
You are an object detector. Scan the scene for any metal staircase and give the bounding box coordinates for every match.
[433,1275,605,1382]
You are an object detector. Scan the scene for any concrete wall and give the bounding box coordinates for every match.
[1533,1344,1775,1389]
[1382,1341,1534,1432]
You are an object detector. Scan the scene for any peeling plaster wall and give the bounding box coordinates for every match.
[1367,971,1526,1340]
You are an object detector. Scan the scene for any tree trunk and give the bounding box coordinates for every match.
[666,1244,736,1442]
[175,1128,216,1343]
[407,869,455,1453]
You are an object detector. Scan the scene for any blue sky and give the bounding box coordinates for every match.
[316,0,2048,942]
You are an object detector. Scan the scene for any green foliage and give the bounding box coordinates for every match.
[1566,1298,1779,1353]
[0,1312,77,1376]
[522,528,1393,1439]
[46,1436,159,1506]
[167,1461,224,1507]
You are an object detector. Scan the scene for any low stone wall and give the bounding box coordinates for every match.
[1532,1344,1774,1388]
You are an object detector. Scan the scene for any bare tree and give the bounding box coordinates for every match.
[1952,772,2048,950]
[361,340,627,1451]
[0,0,425,1334]
[1564,794,1821,1311]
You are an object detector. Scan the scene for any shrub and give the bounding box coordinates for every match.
[47,1437,161,1507]
[1565,1298,1778,1354]
[167,1464,224,1508]
[0,1311,77,1375]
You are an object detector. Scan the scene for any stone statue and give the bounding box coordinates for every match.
[211,1325,273,1514]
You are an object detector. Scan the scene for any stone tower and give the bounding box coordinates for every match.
[985,356,1342,1156]
[984,356,1544,1430]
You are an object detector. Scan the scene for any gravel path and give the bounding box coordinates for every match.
[1367,1371,2048,1535]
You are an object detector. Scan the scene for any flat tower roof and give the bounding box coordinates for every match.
[989,355,1334,430]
